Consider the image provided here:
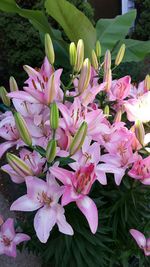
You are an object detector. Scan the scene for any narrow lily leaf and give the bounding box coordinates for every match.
[96,10,137,55]
[45,0,96,57]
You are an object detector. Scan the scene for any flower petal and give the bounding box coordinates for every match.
[76,196,98,234]
[1,218,15,239]
[130,229,146,249]
[56,205,74,235]
[50,166,73,185]
[14,233,30,245]
[10,195,41,212]
[34,206,57,243]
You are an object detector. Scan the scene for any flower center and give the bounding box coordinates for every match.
[75,164,94,194]
[2,236,11,247]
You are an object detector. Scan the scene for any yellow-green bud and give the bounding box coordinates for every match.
[78,58,91,94]
[9,76,18,92]
[104,50,111,72]
[45,33,55,65]
[50,102,59,130]
[14,112,32,146]
[47,73,56,105]
[91,50,99,70]
[46,139,57,163]
[74,39,84,73]
[144,74,150,91]
[70,121,87,156]
[115,44,126,66]
[135,120,145,146]
[69,42,77,67]
[6,153,33,177]
[95,40,101,58]
[0,86,10,107]
[114,109,122,123]
[104,105,110,116]
[104,69,112,92]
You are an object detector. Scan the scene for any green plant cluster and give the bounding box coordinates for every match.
[133,0,150,41]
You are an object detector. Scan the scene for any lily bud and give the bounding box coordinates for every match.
[114,109,122,123]
[69,42,77,67]
[47,73,55,105]
[50,102,59,130]
[115,44,126,66]
[14,112,32,146]
[45,33,55,65]
[144,74,150,91]
[135,120,145,146]
[70,121,87,156]
[104,50,111,72]
[6,153,33,177]
[91,50,99,70]
[0,86,10,107]
[9,76,18,92]
[78,58,91,94]
[46,139,57,163]
[104,69,112,92]
[74,39,84,73]
[0,216,3,226]
[104,105,110,116]
[95,40,101,59]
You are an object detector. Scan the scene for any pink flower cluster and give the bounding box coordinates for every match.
[1,56,150,257]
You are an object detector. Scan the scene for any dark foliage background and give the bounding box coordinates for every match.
[0,0,94,88]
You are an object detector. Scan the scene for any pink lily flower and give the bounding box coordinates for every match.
[0,218,30,258]
[130,229,150,256]
[0,112,22,158]
[58,98,108,141]
[12,98,43,118]
[69,137,107,185]
[10,174,73,243]
[8,57,63,106]
[50,164,98,234]
[128,155,150,185]
[124,91,150,122]
[108,76,131,102]
[2,148,46,184]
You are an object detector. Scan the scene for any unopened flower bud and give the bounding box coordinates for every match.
[50,102,59,130]
[114,109,122,123]
[47,73,55,105]
[95,40,101,58]
[69,42,77,67]
[144,74,150,91]
[0,216,3,226]
[74,39,84,73]
[9,76,18,92]
[78,58,91,94]
[45,33,55,65]
[91,50,98,70]
[104,69,112,92]
[70,121,87,156]
[135,120,145,146]
[104,50,111,72]
[14,112,32,146]
[0,86,10,107]
[46,139,57,163]
[115,44,126,66]
[104,105,110,116]
[6,153,33,177]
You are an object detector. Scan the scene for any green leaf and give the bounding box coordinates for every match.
[96,10,136,54]
[34,146,46,157]
[45,0,96,57]
[56,156,76,167]
[0,0,69,68]
[113,39,150,62]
